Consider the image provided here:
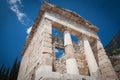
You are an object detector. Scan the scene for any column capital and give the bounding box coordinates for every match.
[64,26,68,30]
[60,26,70,33]
[64,26,73,33]
[78,34,88,39]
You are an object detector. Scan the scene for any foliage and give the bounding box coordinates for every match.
[0,58,20,80]
[107,48,120,56]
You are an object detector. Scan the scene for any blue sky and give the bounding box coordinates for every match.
[0,0,120,68]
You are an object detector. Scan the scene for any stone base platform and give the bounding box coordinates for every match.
[35,70,105,80]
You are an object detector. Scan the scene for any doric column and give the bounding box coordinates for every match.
[82,35,99,77]
[96,39,118,79]
[64,30,79,74]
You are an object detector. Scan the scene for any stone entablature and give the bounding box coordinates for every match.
[17,2,118,80]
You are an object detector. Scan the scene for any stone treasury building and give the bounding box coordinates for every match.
[17,2,119,80]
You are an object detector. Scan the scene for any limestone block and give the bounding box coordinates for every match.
[43,41,52,47]
[35,66,51,80]
[81,75,97,80]
[43,32,52,38]
[66,58,79,74]
[42,46,52,53]
[36,65,52,73]
[79,54,86,60]
[41,54,52,65]
[98,54,108,61]
[96,40,118,79]
[35,68,61,80]
[63,73,81,80]
[32,34,38,42]
[37,28,45,37]
[43,37,52,43]
[55,55,67,74]
[44,28,52,34]
[99,59,110,65]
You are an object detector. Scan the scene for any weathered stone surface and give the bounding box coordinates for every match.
[96,40,118,79]
[64,45,74,59]
[35,71,101,80]
[18,2,118,80]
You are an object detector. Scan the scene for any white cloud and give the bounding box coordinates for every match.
[10,4,26,24]
[26,26,32,39]
[7,0,22,5]
[26,26,32,34]
[8,0,18,4]
[7,0,31,26]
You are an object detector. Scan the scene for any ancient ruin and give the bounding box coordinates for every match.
[17,2,118,80]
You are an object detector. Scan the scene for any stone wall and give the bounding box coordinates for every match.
[35,72,102,80]
[18,18,53,80]
[54,43,89,76]
[95,40,118,79]
[55,55,66,73]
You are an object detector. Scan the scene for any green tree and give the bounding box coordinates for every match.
[9,58,20,80]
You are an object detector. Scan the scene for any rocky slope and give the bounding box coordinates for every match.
[105,31,120,56]
[105,31,120,78]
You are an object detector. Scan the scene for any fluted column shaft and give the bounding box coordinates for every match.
[64,30,79,74]
[82,36,99,77]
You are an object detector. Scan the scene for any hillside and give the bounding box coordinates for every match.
[105,31,120,78]
[105,31,120,56]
